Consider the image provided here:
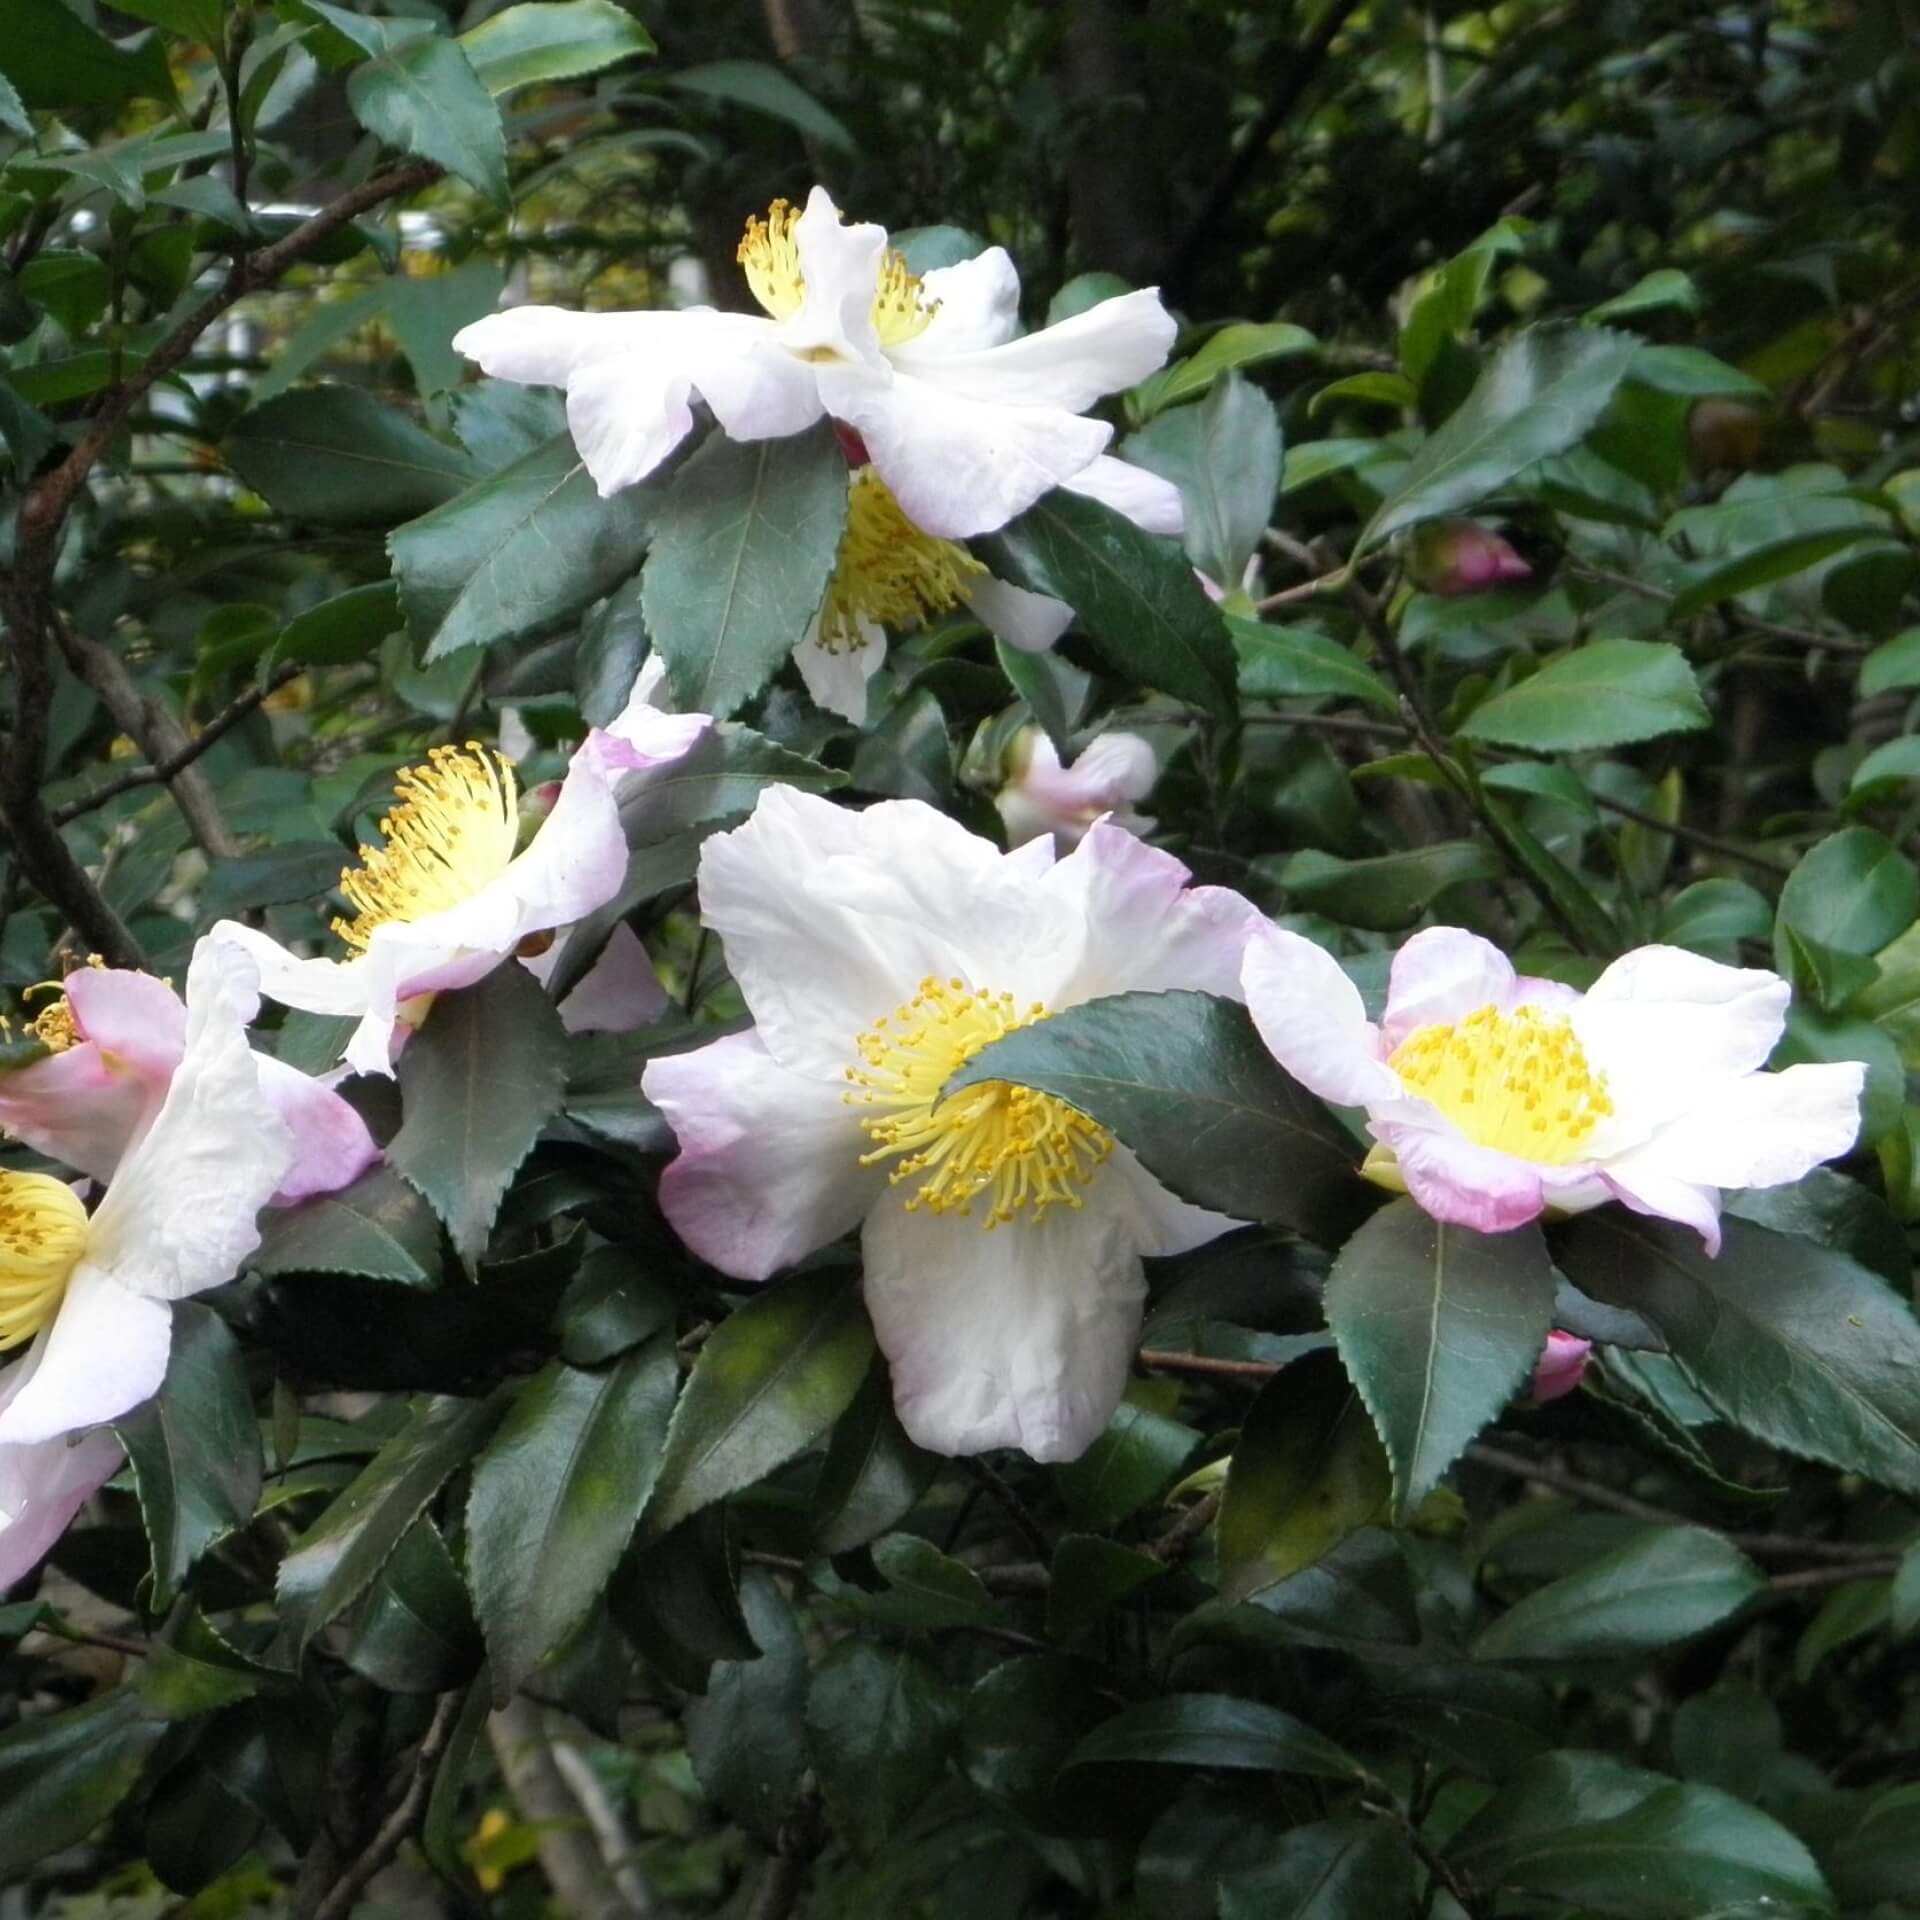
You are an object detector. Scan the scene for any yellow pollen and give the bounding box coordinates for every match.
[1387,1003,1615,1165]
[816,468,986,654]
[737,198,937,346]
[332,744,519,955]
[20,955,106,1054]
[0,1172,88,1351]
[845,976,1112,1227]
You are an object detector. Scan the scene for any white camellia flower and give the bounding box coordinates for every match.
[1241,923,1865,1250]
[452,185,1178,540]
[641,787,1262,1462]
[0,942,294,1498]
[995,728,1158,850]
[211,688,709,1077]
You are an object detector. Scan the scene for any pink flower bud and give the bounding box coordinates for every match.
[1407,519,1532,596]
[1530,1330,1592,1404]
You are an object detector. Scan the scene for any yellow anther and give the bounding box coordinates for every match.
[1388,1002,1612,1165]
[332,744,519,954]
[20,955,105,1054]
[737,199,937,345]
[844,976,1111,1228]
[816,468,985,655]
[0,1171,88,1350]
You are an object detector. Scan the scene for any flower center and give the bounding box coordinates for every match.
[845,976,1112,1227]
[1387,1003,1614,1165]
[0,1171,88,1351]
[333,744,519,955]
[817,468,986,654]
[737,199,937,347]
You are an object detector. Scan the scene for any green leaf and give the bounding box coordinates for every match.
[343,1517,480,1694]
[345,28,507,205]
[1054,1383,1203,1532]
[1360,323,1640,550]
[1860,626,1920,697]
[810,1358,940,1554]
[1228,616,1398,711]
[1851,735,1920,804]
[1218,1349,1391,1606]
[226,389,477,526]
[4,0,175,109]
[1272,842,1501,929]
[466,1339,676,1698]
[104,0,225,41]
[139,1608,272,1721]
[114,1305,262,1610]
[1325,1198,1556,1517]
[945,990,1368,1246]
[1587,269,1703,324]
[251,1164,443,1288]
[458,0,653,94]
[266,581,400,674]
[556,1246,674,1367]
[642,422,849,718]
[1776,828,1920,970]
[1125,372,1283,590]
[804,1642,955,1857]
[840,1535,1006,1633]
[1668,526,1869,619]
[1131,320,1318,421]
[1655,877,1773,954]
[1046,1535,1166,1641]
[1561,1213,1920,1498]
[1064,1694,1361,1781]
[277,1393,503,1650]
[20,251,111,334]
[1458,640,1709,751]
[390,431,658,662]
[978,488,1239,717]
[0,72,30,138]
[1220,1818,1415,1920]
[0,1690,168,1878]
[665,58,854,151]
[1629,343,1772,399]
[388,964,568,1264]
[646,1267,874,1535]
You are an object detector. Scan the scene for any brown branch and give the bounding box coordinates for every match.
[1587,788,1789,877]
[1141,1347,1284,1379]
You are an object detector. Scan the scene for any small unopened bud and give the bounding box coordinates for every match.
[1529,1330,1592,1405]
[995,727,1157,850]
[1686,397,1769,475]
[1406,519,1532,596]
[515,778,564,852]
[833,422,872,469]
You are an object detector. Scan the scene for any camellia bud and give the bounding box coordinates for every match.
[1405,518,1532,596]
[1686,397,1770,475]
[514,778,564,852]
[1530,1329,1592,1405]
[994,727,1157,850]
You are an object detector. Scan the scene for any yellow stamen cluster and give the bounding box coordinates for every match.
[0,1171,88,1350]
[1388,1003,1614,1165]
[817,468,986,654]
[737,199,937,345]
[332,745,519,955]
[845,976,1112,1227]
[19,955,106,1054]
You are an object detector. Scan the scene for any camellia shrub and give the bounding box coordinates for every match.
[4,3,1920,1917]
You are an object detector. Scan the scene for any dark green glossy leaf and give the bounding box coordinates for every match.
[1229,616,1398,711]
[1326,1199,1555,1516]
[804,1640,955,1857]
[1053,1382,1203,1532]
[1046,1534,1166,1641]
[343,1517,480,1694]
[1219,1818,1415,1920]
[1669,526,1869,618]
[457,0,654,94]
[1774,828,1920,969]
[5,0,175,108]
[267,581,400,673]
[346,29,507,204]
[1131,321,1318,421]
[0,1689,167,1876]
[811,1358,941,1554]
[555,1246,674,1367]
[139,1607,274,1721]
[1459,640,1710,751]
[1272,841,1501,929]
[1064,1693,1361,1781]
[685,1568,808,1844]
[251,1164,442,1288]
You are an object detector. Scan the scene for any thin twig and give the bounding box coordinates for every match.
[1587,789,1790,876]
[1140,1348,1285,1379]
[1768,1561,1903,1593]
[958,1455,1053,1562]
[1147,1489,1221,1565]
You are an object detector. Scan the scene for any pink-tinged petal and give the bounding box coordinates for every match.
[543,923,671,1035]
[1530,1331,1591,1404]
[1063,455,1185,536]
[1242,923,1400,1108]
[1511,974,1582,1016]
[644,1030,879,1281]
[1381,926,1518,1048]
[912,248,1021,354]
[0,1413,123,1593]
[66,968,187,1081]
[0,1269,172,1446]
[1612,1061,1863,1192]
[963,573,1074,654]
[581,699,711,777]
[794,612,886,723]
[0,1045,157,1184]
[1045,820,1261,1005]
[815,363,1112,539]
[890,287,1177,412]
[1374,1121,1546,1235]
[1599,1162,1725,1254]
[861,1192,1147,1462]
[253,1054,379,1206]
[780,186,886,366]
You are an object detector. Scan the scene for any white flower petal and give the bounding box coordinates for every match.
[890,286,1176,412]
[563,354,700,500]
[913,248,1022,354]
[83,943,294,1304]
[0,1270,172,1446]
[1242,923,1400,1108]
[815,364,1111,539]
[453,305,671,387]
[963,573,1074,654]
[644,1029,878,1280]
[794,612,886,723]
[861,1194,1147,1461]
[538,923,670,1034]
[1381,926,1518,1048]
[1108,1146,1244,1255]
[781,185,886,366]
[1615,1062,1863,1191]
[1064,455,1186,536]
[1599,1162,1725,1254]
[0,1419,122,1593]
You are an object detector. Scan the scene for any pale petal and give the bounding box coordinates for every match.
[1242,923,1400,1108]
[204,921,399,1080]
[644,1030,879,1280]
[629,652,672,712]
[913,248,1021,354]
[779,185,886,366]
[815,363,1111,539]
[890,286,1177,412]
[562,353,699,500]
[963,572,1074,654]
[1108,1146,1245,1255]
[1599,1162,1725,1254]
[1064,455,1186,536]
[253,1054,380,1205]
[1381,926,1518,1048]
[794,613,886,723]
[0,1270,172,1446]
[67,968,188,1083]
[453,305,671,386]
[1373,1121,1546,1235]
[0,1351,123,1589]
[586,698,711,774]
[82,942,293,1303]
[861,1192,1147,1461]
[550,923,670,1034]
[1613,1062,1863,1191]
[0,1045,159,1184]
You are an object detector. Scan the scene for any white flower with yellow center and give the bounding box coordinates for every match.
[640,787,1263,1462]
[1241,924,1865,1248]
[994,727,1159,850]
[452,185,1179,540]
[210,689,708,1077]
